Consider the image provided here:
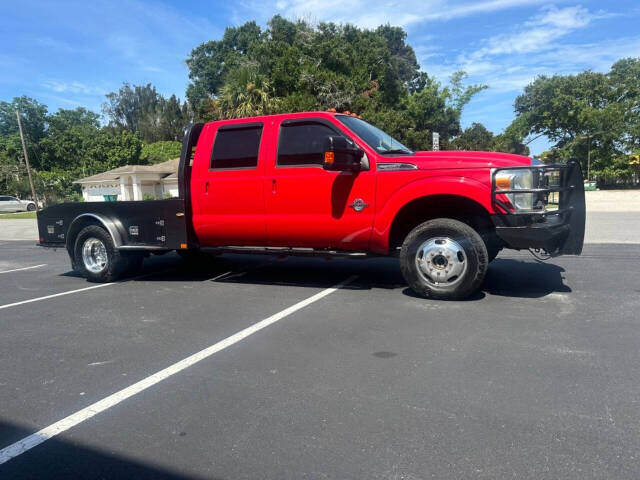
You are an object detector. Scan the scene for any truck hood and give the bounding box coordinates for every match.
[392,151,532,170]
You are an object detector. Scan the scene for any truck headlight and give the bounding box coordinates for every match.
[495,169,535,211]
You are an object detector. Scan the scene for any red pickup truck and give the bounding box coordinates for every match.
[37,111,585,299]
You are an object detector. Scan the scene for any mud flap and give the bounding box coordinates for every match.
[559,160,586,255]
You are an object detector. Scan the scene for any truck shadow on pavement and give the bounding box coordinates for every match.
[482,258,571,298]
[58,252,571,301]
[129,253,571,301]
[0,420,210,480]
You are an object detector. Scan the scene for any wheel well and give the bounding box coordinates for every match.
[388,194,498,251]
[66,217,105,259]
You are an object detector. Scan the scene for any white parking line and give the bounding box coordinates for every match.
[0,264,46,275]
[210,270,233,281]
[0,275,356,465]
[0,268,173,311]
[0,283,115,311]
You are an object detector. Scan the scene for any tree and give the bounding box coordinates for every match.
[218,67,279,118]
[103,83,190,143]
[185,21,263,108]
[449,72,488,113]
[451,123,494,151]
[186,18,484,151]
[513,69,627,173]
[0,96,48,142]
[609,58,640,152]
[48,107,100,132]
[140,141,182,164]
[492,116,530,155]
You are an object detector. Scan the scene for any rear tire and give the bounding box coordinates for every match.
[74,225,132,282]
[400,218,488,300]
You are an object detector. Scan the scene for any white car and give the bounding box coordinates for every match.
[0,195,36,212]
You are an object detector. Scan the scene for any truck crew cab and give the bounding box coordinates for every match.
[37,112,586,300]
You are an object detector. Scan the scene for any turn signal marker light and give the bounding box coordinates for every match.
[324,151,335,165]
[495,176,511,190]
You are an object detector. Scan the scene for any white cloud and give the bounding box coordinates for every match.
[234,0,547,29]
[469,5,593,58]
[429,5,638,95]
[418,0,549,22]
[42,80,107,96]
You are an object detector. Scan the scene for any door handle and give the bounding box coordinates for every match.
[205,181,209,194]
[271,179,276,194]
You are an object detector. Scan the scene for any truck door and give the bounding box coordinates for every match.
[190,122,267,246]
[264,118,376,250]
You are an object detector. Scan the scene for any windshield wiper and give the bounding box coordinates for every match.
[380,149,413,155]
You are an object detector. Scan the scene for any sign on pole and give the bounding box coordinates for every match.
[432,132,440,151]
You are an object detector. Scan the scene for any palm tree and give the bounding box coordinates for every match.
[218,68,279,118]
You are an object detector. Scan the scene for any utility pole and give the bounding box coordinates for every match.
[586,134,591,183]
[16,110,40,211]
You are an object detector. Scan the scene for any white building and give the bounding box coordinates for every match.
[74,158,180,202]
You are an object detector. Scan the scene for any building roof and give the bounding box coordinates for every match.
[74,158,180,184]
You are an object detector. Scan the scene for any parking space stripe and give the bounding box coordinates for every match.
[0,268,183,311]
[210,270,233,281]
[0,264,46,274]
[0,283,115,310]
[0,274,356,465]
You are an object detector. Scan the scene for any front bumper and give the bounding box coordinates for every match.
[490,161,586,256]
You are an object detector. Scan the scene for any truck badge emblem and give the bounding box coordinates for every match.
[348,199,369,212]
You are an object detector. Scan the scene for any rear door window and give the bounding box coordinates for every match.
[210,123,263,170]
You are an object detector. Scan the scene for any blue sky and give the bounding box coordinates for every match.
[2,0,639,154]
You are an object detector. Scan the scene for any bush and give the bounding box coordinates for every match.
[140,141,182,165]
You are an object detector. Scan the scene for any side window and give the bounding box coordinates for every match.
[277,122,339,167]
[0,197,7,201]
[210,124,263,170]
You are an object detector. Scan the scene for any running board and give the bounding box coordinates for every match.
[201,246,375,258]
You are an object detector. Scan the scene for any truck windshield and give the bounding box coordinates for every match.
[336,116,413,155]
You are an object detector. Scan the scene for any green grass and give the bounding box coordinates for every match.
[0,211,37,219]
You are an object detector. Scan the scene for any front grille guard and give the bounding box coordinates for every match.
[491,161,580,216]
[491,160,586,255]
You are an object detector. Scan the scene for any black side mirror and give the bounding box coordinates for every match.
[322,136,364,171]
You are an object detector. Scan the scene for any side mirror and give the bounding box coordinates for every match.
[322,136,364,171]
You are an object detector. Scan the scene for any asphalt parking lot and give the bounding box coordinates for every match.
[1,233,640,479]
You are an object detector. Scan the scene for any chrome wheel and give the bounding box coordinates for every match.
[414,237,467,290]
[82,237,108,273]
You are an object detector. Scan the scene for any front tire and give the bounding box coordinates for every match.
[400,218,488,300]
[26,203,36,211]
[74,225,136,282]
